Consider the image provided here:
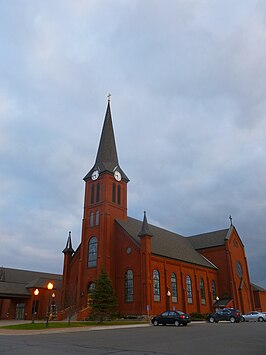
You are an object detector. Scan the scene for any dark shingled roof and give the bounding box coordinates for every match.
[0,267,62,298]
[84,102,129,182]
[251,283,266,292]
[116,217,217,269]
[188,228,231,250]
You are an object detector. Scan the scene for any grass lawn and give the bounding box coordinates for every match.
[1,320,148,330]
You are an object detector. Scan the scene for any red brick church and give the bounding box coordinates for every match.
[1,100,266,321]
[61,100,262,320]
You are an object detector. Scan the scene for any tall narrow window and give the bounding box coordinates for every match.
[96,183,100,202]
[186,275,192,304]
[200,278,206,305]
[117,185,121,205]
[112,183,116,203]
[90,184,95,204]
[212,280,216,300]
[88,236,97,268]
[95,211,100,226]
[171,273,178,303]
[125,270,134,302]
[89,212,94,227]
[153,270,160,301]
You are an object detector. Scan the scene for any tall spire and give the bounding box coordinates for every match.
[138,211,153,238]
[95,100,119,170]
[84,99,129,181]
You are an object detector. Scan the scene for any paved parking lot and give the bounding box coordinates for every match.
[0,321,265,354]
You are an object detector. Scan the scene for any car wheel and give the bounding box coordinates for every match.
[258,317,263,322]
[209,316,215,323]
[174,320,180,327]
[230,317,236,323]
[183,323,187,326]
[153,320,159,326]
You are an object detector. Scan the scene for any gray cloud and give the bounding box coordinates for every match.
[0,0,266,288]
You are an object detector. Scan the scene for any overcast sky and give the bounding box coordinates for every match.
[1,0,266,288]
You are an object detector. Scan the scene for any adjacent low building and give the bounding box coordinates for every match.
[0,267,61,320]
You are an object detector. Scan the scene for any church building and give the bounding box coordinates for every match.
[1,100,266,321]
[61,100,262,320]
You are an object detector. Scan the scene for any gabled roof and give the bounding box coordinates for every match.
[0,267,62,298]
[84,101,129,182]
[188,228,231,250]
[116,217,217,269]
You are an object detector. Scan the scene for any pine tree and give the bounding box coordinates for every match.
[89,266,117,321]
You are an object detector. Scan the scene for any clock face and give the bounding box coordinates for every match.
[91,170,99,180]
[114,170,121,181]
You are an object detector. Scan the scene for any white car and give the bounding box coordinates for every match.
[242,311,266,322]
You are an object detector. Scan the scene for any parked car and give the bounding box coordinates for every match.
[151,310,191,326]
[207,308,242,323]
[242,311,266,322]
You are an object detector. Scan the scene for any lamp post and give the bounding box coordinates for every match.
[31,288,39,324]
[45,282,54,327]
[215,296,220,311]
[166,289,171,310]
[51,293,56,320]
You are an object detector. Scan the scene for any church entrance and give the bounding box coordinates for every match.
[15,303,25,320]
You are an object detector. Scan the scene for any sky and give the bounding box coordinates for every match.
[0,0,266,288]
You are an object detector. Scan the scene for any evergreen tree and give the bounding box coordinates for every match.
[89,266,117,321]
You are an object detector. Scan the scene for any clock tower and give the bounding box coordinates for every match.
[76,99,129,310]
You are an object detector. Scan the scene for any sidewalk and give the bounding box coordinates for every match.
[0,320,150,336]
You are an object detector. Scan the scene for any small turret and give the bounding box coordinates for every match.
[138,211,153,238]
[138,211,153,314]
[63,231,74,254]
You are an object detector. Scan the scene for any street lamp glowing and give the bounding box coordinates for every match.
[45,282,54,327]
[47,282,53,290]
[32,288,39,323]
[167,290,171,297]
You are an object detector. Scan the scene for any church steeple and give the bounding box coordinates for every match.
[84,99,129,182]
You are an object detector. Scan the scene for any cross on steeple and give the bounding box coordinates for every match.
[107,93,111,103]
[229,215,233,226]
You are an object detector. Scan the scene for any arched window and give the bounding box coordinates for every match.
[112,183,116,203]
[153,270,160,301]
[90,184,95,204]
[87,282,95,306]
[212,280,216,300]
[125,270,134,302]
[88,237,97,268]
[95,211,100,226]
[186,275,192,304]
[96,183,100,202]
[117,185,121,205]
[171,273,178,303]
[90,212,94,227]
[200,278,206,305]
